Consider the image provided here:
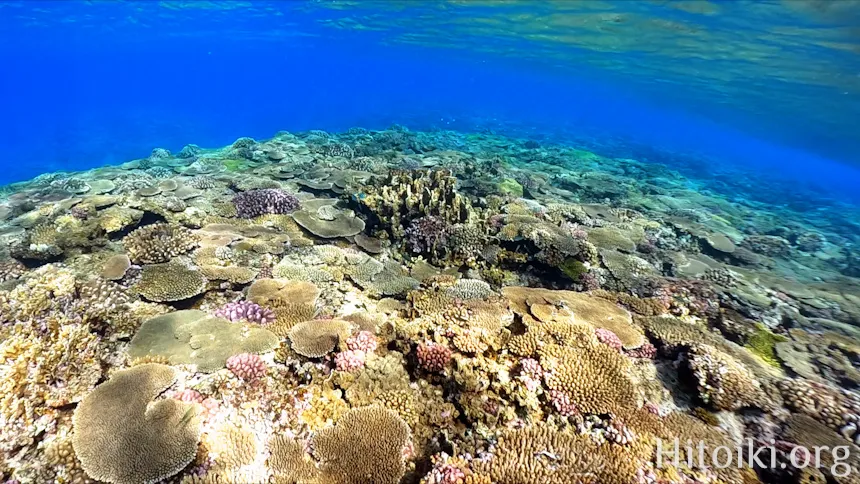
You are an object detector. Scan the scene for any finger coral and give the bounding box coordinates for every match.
[225,352,267,381]
[71,364,202,484]
[214,300,275,325]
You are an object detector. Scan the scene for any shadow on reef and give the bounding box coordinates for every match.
[1,126,860,483]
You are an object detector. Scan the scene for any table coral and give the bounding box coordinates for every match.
[71,364,202,484]
[128,310,279,372]
[136,262,208,302]
[311,406,412,484]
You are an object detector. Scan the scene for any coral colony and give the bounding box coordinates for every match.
[0,127,859,483]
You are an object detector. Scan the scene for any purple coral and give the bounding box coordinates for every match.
[405,216,449,254]
[215,300,275,325]
[232,188,300,219]
[226,353,267,381]
[626,342,657,359]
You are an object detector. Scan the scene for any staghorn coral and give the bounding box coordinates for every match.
[71,364,202,484]
[136,262,208,302]
[311,406,412,484]
[233,188,300,218]
[128,310,279,372]
[123,223,198,264]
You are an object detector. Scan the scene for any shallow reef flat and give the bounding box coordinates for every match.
[1,127,860,484]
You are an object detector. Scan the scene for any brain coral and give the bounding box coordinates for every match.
[311,406,412,484]
[128,310,279,372]
[71,363,202,484]
[233,189,300,218]
[123,223,198,264]
[136,262,208,302]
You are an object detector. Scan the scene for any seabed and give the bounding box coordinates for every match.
[1,127,859,484]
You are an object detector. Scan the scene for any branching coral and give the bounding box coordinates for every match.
[354,169,473,238]
[123,223,198,263]
[233,188,300,218]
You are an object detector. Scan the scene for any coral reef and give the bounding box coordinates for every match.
[0,127,857,484]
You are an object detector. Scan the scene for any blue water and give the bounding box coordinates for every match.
[2,0,860,200]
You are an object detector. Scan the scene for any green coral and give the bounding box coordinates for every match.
[744,323,788,368]
[497,178,524,198]
[559,258,588,281]
[222,159,248,172]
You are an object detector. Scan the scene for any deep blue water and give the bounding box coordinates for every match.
[2,0,860,201]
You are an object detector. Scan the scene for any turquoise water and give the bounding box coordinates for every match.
[4,3,860,484]
[2,0,860,198]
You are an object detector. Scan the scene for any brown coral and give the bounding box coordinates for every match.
[540,342,636,414]
[311,406,412,484]
[268,435,319,483]
[288,319,353,358]
[123,223,198,263]
[136,262,207,302]
[71,364,202,484]
[686,343,771,411]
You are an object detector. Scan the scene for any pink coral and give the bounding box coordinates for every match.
[416,342,452,373]
[424,463,466,484]
[626,342,657,359]
[595,328,623,352]
[548,389,578,416]
[171,389,219,420]
[346,330,378,353]
[334,349,366,372]
[226,353,267,381]
[519,358,543,380]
